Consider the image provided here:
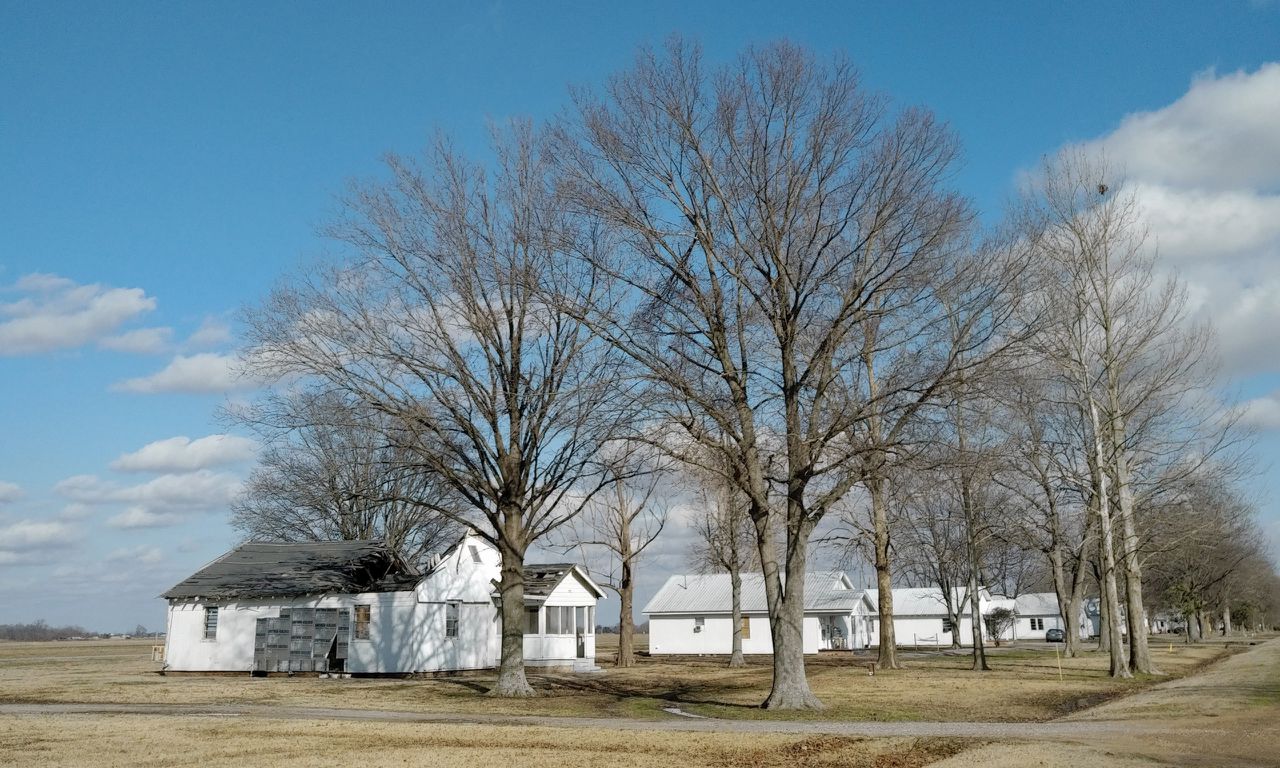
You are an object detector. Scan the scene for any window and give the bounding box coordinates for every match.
[468,545,481,563]
[546,605,561,634]
[586,606,595,635]
[694,616,705,633]
[942,618,954,633]
[575,606,586,636]
[560,606,574,635]
[525,607,540,635]
[445,602,460,638]
[203,607,218,640]
[354,605,371,640]
[1030,617,1044,631]
[740,616,751,639]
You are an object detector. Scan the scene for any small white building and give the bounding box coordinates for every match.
[864,587,1016,647]
[162,535,604,674]
[643,572,870,655]
[1014,592,1091,640]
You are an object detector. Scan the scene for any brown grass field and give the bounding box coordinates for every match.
[0,634,1270,767]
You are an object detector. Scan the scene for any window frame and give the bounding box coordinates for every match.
[353,604,372,640]
[694,616,705,633]
[202,606,218,641]
[445,601,460,638]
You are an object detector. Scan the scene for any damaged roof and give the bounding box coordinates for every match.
[518,563,605,599]
[161,540,420,601]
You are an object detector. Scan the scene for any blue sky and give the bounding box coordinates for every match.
[2,2,1279,632]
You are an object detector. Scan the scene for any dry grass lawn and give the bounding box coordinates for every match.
[0,636,1241,722]
[0,714,973,768]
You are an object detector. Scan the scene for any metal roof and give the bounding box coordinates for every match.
[1014,592,1060,616]
[863,587,990,616]
[161,540,420,601]
[642,572,861,615]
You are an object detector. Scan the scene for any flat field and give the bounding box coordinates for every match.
[0,636,1233,721]
[1,635,1270,768]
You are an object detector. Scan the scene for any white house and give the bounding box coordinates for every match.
[162,534,604,674]
[643,572,871,655]
[864,587,1017,647]
[1014,592,1091,640]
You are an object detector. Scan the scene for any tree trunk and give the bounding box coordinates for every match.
[960,473,989,671]
[1049,543,1072,655]
[729,567,746,667]
[1221,593,1231,638]
[617,558,635,668]
[868,470,899,669]
[759,518,823,710]
[494,535,536,697]
[1112,444,1155,674]
[1086,397,1131,678]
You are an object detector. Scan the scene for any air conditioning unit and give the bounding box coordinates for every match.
[693,626,702,633]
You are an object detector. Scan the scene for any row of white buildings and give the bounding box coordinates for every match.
[161,536,1092,674]
[642,573,1090,656]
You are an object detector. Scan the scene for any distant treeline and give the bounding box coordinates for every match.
[0,620,98,641]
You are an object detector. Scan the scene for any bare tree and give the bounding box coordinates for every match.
[554,39,997,706]
[228,391,460,565]
[689,456,760,667]
[560,449,668,667]
[241,124,631,697]
[1020,149,1245,675]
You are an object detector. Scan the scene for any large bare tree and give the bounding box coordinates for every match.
[554,39,995,707]
[242,124,631,696]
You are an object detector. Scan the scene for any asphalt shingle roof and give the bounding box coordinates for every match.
[1015,592,1060,616]
[161,540,419,601]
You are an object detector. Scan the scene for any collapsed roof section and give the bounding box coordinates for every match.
[161,540,420,601]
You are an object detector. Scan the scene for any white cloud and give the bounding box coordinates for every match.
[1075,63,1280,378]
[0,274,157,356]
[105,507,184,530]
[105,545,164,565]
[1092,63,1280,191]
[1240,391,1280,432]
[184,317,233,351]
[112,352,261,394]
[98,326,173,355]
[0,520,81,566]
[110,434,258,473]
[0,481,21,504]
[55,469,243,510]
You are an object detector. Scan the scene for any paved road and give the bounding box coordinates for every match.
[0,701,1199,740]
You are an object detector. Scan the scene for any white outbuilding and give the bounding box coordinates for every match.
[1013,592,1090,640]
[864,587,1017,647]
[161,534,604,674]
[643,571,872,655]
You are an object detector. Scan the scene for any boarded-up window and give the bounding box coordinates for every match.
[203,607,218,640]
[740,616,751,639]
[524,607,540,635]
[546,605,560,634]
[445,602,459,638]
[354,605,371,640]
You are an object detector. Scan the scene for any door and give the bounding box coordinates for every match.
[575,606,586,658]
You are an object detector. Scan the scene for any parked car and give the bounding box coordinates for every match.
[1045,628,1065,643]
